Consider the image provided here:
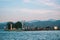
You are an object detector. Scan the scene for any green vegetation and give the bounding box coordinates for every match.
[7,22,14,29]
[15,21,22,29]
[7,21,22,30]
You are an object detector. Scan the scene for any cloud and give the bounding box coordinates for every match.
[23,0,30,3]
[0,0,14,2]
[0,0,60,22]
[0,7,60,22]
[31,0,60,9]
[1,8,52,14]
[20,8,51,14]
[1,7,60,15]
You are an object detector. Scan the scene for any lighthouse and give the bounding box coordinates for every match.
[10,24,12,30]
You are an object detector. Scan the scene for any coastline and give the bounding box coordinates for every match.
[4,29,60,31]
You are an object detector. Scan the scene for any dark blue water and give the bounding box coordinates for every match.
[0,30,60,40]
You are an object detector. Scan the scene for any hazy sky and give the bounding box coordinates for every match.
[0,0,60,22]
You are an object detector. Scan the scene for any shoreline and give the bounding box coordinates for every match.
[4,29,60,31]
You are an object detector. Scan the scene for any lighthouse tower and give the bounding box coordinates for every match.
[10,24,12,30]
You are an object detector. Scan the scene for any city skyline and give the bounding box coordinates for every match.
[0,0,60,22]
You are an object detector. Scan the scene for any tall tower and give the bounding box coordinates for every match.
[10,24,12,30]
[22,20,25,30]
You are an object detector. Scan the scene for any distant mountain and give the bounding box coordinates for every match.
[47,19,56,21]
[0,20,60,29]
[28,19,56,23]
[24,20,60,28]
[0,22,7,29]
[28,20,40,23]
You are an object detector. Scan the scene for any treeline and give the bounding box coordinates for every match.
[7,21,22,29]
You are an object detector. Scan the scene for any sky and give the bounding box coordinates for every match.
[0,0,60,22]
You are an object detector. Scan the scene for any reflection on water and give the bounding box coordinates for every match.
[0,30,60,40]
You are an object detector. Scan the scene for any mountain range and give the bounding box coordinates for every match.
[24,20,60,28]
[0,20,60,29]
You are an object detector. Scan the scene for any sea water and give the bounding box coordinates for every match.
[0,30,60,40]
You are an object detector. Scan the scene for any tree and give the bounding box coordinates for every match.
[15,21,22,29]
[7,22,14,29]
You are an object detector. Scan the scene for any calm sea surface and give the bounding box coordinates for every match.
[0,30,60,40]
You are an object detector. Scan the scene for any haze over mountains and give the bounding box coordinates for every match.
[26,20,60,27]
[0,20,60,29]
